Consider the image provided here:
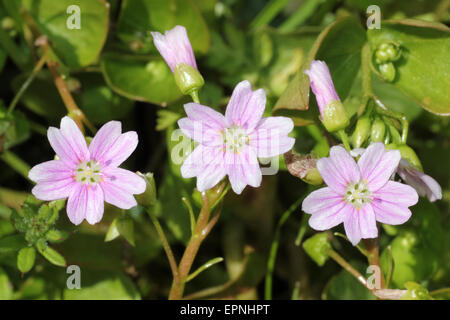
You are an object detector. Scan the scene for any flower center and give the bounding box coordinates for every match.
[223,126,249,153]
[344,181,372,209]
[74,160,102,185]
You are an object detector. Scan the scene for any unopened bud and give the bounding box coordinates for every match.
[174,63,205,95]
[321,100,349,133]
[370,117,385,142]
[379,62,396,82]
[135,172,157,207]
[284,151,323,185]
[352,116,371,148]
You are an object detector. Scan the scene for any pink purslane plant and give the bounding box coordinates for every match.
[178,80,295,194]
[151,25,197,72]
[29,117,146,225]
[302,143,419,246]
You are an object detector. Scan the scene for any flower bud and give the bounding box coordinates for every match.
[174,63,205,95]
[352,116,371,148]
[284,151,323,185]
[396,144,423,171]
[379,62,396,82]
[321,100,349,133]
[370,117,386,142]
[375,41,401,64]
[305,60,349,132]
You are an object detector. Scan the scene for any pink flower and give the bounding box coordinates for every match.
[178,80,295,194]
[304,60,340,115]
[151,25,197,72]
[29,117,146,225]
[397,159,442,202]
[302,143,418,246]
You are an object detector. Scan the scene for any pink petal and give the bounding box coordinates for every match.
[371,181,416,225]
[316,146,360,194]
[225,146,262,194]
[47,117,89,165]
[89,120,122,162]
[29,160,73,183]
[249,116,295,158]
[308,202,348,231]
[373,181,419,207]
[184,103,226,131]
[178,117,224,146]
[397,161,442,202]
[97,131,138,168]
[302,187,343,214]
[225,80,266,131]
[343,206,361,246]
[358,204,378,239]
[358,143,401,192]
[102,167,146,195]
[101,172,141,210]
[66,183,104,225]
[304,60,340,114]
[151,25,197,72]
[180,144,227,192]
[32,178,76,201]
[371,199,412,225]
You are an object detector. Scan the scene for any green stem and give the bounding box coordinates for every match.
[361,43,374,98]
[250,0,291,30]
[265,197,304,300]
[363,238,385,289]
[279,0,324,31]
[337,129,351,151]
[327,249,369,289]
[7,52,47,115]
[0,150,31,181]
[189,90,200,104]
[148,211,179,282]
[430,287,450,297]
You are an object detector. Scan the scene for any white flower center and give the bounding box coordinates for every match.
[74,160,103,185]
[223,126,249,153]
[344,181,372,209]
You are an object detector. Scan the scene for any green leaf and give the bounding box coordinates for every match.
[156,110,181,131]
[37,245,66,267]
[0,234,27,253]
[23,0,109,68]
[101,54,182,105]
[0,267,13,300]
[45,229,69,243]
[186,257,224,282]
[367,20,450,115]
[117,217,135,247]
[302,232,331,266]
[401,281,432,300]
[117,0,210,54]
[274,17,366,125]
[105,218,120,242]
[63,269,140,300]
[17,247,36,273]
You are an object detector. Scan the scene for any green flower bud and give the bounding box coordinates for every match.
[402,282,432,300]
[397,144,423,171]
[370,117,386,142]
[379,62,396,82]
[352,116,371,148]
[174,63,204,95]
[321,100,349,133]
[284,152,323,186]
[375,42,401,64]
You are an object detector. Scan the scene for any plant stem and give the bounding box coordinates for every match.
[265,197,303,300]
[250,0,291,30]
[36,38,96,134]
[337,129,351,151]
[327,249,369,288]
[189,90,200,104]
[361,43,374,98]
[148,211,179,282]
[430,287,450,297]
[0,150,31,181]
[279,0,324,31]
[168,193,212,300]
[363,238,385,289]
[7,51,47,115]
